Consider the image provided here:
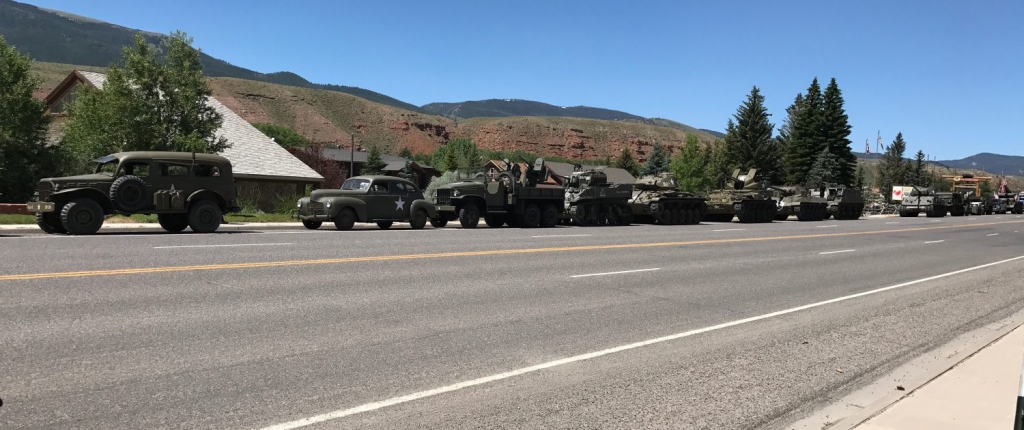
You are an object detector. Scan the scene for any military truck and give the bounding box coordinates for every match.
[703,168,777,223]
[26,151,239,235]
[297,175,437,230]
[898,186,947,217]
[823,185,865,220]
[563,165,633,226]
[627,173,706,225]
[1014,193,1024,214]
[771,186,828,221]
[997,192,1021,214]
[431,159,564,228]
[933,191,967,216]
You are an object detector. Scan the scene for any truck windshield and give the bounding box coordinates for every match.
[456,168,488,181]
[341,178,371,191]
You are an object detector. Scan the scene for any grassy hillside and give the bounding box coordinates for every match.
[422,99,645,121]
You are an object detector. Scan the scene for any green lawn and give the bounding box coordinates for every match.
[0,213,298,224]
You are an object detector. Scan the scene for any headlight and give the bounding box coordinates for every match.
[453,189,460,197]
[297,201,302,208]
[325,200,332,208]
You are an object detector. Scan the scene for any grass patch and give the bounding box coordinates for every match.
[0,214,37,224]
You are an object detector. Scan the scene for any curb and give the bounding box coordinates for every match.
[0,222,303,230]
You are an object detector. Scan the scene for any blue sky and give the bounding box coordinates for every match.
[23,0,1024,159]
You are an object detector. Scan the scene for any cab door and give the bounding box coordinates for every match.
[367,179,394,220]
[389,181,415,219]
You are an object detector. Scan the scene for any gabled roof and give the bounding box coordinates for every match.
[44,71,323,183]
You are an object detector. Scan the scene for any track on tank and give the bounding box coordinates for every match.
[831,203,865,220]
[649,200,708,225]
[795,202,828,221]
[735,200,776,223]
[569,202,633,226]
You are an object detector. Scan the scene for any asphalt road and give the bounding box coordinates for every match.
[1,214,1023,429]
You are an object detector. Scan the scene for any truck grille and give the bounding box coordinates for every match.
[435,189,452,206]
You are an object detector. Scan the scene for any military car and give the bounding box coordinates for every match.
[703,168,777,223]
[771,186,828,221]
[297,175,437,230]
[628,173,707,225]
[431,159,564,228]
[27,151,239,235]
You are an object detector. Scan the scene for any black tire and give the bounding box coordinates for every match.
[377,221,393,229]
[522,204,541,228]
[60,198,104,235]
[410,209,427,229]
[109,175,148,212]
[541,204,560,228]
[430,217,448,228]
[302,219,323,230]
[334,208,356,230]
[459,203,480,228]
[187,200,222,233]
[36,211,65,234]
[484,213,506,228]
[158,213,189,233]
[505,215,521,227]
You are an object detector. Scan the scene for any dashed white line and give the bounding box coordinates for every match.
[886,222,900,225]
[153,243,293,249]
[570,268,660,278]
[817,225,839,228]
[924,240,945,244]
[712,228,746,232]
[929,220,941,223]
[531,234,591,238]
[819,249,856,255]
[987,233,999,237]
[255,255,1024,430]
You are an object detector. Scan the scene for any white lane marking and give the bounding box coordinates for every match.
[531,234,592,238]
[969,217,978,220]
[712,228,746,232]
[153,243,293,249]
[924,240,945,244]
[929,220,941,222]
[817,225,839,228]
[256,255,1024,430]
[885,222,900,225]
[570,268,660,278]
[988,233,999,237]
[819,249,856,255]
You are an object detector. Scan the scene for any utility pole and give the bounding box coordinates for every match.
[350,134,355,178]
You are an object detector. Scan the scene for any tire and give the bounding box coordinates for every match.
[410,209,427,229]
[430,217,448,228]
[36,211,65,234]
[158,213,189,233]
[334,208,356,230]
[522,204,541,228]
[505,215,521,228]
[484,213,506,228]
[187,200,222,233]
[458,203,480,228]
[541,204,560,228]
[377,221,393,230]
[302,219,323,230]
[109,175,148,212]
[60,198,104,235]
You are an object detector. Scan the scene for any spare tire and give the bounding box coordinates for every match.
[109,175,148,212]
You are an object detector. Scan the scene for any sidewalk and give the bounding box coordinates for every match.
[0,221,302,230]
[855,324,1024,430]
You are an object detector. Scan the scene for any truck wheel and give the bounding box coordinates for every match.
[484,214,506,228]
[188,200,222,233]
[302,219,323,230]
[109,175,148,212]
[458,203,480,228]
[60,198,104,235]
[410,209,427,229]
[505,215,521,227]
[430,217,448,228]
[36,211,66,234]
[158,213,189,233]
[541,204,560,228]
[377,221,393,230]
[334,208,356,230]
[522,204,541,228]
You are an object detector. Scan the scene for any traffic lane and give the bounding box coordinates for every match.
[2,231,1021,428]
[329,263,1024,430]
[2,216,1018,276]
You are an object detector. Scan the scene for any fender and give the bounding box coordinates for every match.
[327,197,369,221]
[187,189,227,210]
[51,188,113,213]
[411,199,438,218]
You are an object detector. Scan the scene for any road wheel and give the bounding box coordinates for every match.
[541,204,560,228]
[377,221,393,229]
[60,198,104,235]
[458,203,480,228]
[410,209,427,229]
[302,219,323,230]
[522,204,541,228]
[187,200,222,233]
[334,208,356,230]
[484,213,506,228]
[158,213,189,233]
[109,175,148,212]
[36,211,66,234]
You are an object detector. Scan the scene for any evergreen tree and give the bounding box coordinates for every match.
[854,164,866,190]
[705,139,733,188]
[723,86,784,184]
[911,150,931,187]
[253,123,309,148]
[778,93,803,180]
[363,144,387,175]
[876,132,909,201]
[614,147,641,177]
[398,147,414,160]
[442,145,459,171]
[642,142,670,175]
[669,134,709,192]
[805,147,839,187]
[821,78,856,185]
[786,79,824,185]
[0,36,52,202]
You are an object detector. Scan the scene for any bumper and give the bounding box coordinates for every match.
[26,201,55,213]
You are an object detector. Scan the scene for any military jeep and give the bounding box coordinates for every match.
[27,152,239,235]
[296,175,437,230]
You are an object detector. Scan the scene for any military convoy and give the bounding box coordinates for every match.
[703,169,778,223]
[627,173,707,225]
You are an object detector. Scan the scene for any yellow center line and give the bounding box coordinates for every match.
[2,220,1021,282]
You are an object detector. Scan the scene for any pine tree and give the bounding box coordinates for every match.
[786,79,824,185]
[821,78,856,185]
[911,150,931,187]
[642,142,670,175]
[779,93,803,181]
[806,147,839,187]
[398,147,413,160]
[363,144,387,175]
[614,147,641,177]
[854,164,866,190]
[0,36,52,202]
[723,86,784,184]
[670,134,709,193]
[876,132,909,201]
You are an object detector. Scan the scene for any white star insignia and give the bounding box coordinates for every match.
[395,197,405,211]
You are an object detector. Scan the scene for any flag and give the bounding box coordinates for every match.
[877,131,883,151]
[865,138,870,154]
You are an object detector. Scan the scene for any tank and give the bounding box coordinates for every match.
[934,191,966,216]
[899,186,947,217]
[563,166,634,226]
[628,173,707,225]
[771,186,828,221]
[703,168,777,223]
[823,185,865,220]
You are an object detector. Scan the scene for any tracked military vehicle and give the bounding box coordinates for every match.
[823,185,865,220]
[703,168,777,223]
[771,186,828,221]
[563,165,633,226]
[934,191,967,216]
[899,186,947,217]
[628,173,707,225]
[997,192,1022,214]
[431,159,564,228]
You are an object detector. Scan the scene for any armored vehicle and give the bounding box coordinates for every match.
[1014,193,1024,214]
[628,173,706,225]
[27,151,239,235]
[703,168,777,223]
[823,185,865,220]
[997,193,1021,214]
[934,191,967,216]
[771,186,828,221]
[563,165,633,226]
[898,187,947,217]
[297,176,436,230]
[431,159,564,228]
